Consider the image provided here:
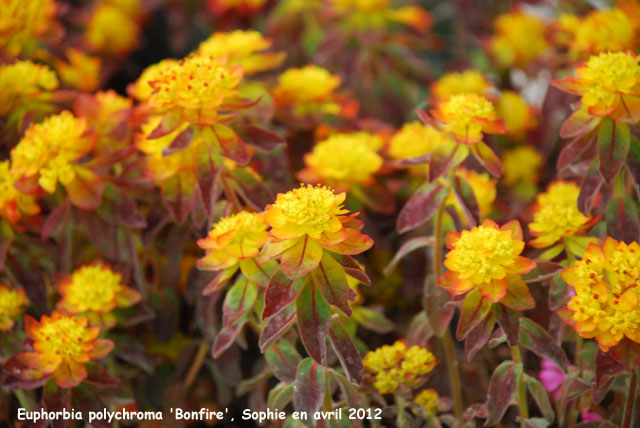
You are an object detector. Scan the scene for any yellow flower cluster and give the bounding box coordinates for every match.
[363,340,436,394]
[0,284,26,331]
[388,121,457,175]
[301,132,383,189]
[430,70,492,104]
[529,181,595,252]
[0,0,57,57]
[579,52,640,113]
[502,146,542,186]
[489,11,548,68]
[272,65,341,116]
[568,9,634,59]
[562,238,640,351]
[129,58,179,101]
[415,389,439,415]
[56,263,141,320]
[197,211,268,270]
[432,93,505,145]
[0,60,58,118]
[0,161,40,224]
[496,91,536,137]
[11,111,93,194]
[86,3,140,55]
[328,0,431,31]
[197,30,286,75]
[147,55,244,125]
[448,167,496,220]
[57,48,102,92]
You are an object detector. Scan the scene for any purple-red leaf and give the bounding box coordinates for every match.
[397,181,448,233]
[242,125,286,152]
[598,118,630,184]
[522,261,563,283]
[162,126,195,156]
[294,358,326,428]
[606,197,640,244]
[519,318,569,372]
[262,266,305,320]
[41,199,70,240]
[384,236,434,275]
[452,174,480,227]
[296,283,331,364]
[485,360,521,426]
[44,379,72,428]
[311,252,351,317]
[578,158,603,215]
[471,141,502,177]
[557,133,595,170]
[457,289,492,341]
[259,304,296,352]
[328,317,364,383]
[494,305,520,346]
[265,340,301,384]
[464,312,496,361]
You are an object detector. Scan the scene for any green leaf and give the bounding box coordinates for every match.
[265,340,302,384]
[397,181,449,233]
[222,277,258,326]
[519,318,569,372]
[524,374,555,423]
[296,283,331,363]
[262,266,306,320]
[384,236,434,275]
[457,288,492,341]
[328,317,363,383]
[351,306,394,334]
[501,276,535,310]
[485,360,521,426]
[239,259,278,287]
[281,236,323,279]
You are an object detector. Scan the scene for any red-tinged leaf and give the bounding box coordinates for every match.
[557,133,595,170]
[162,126,195,156]
[112,192,146,229]
[463,403,488,420]
[425,275,455,338]
[201,266,237,295]
[325,229,373,255]
[351,306,394,334]
[606,197,640,244]
[77,210,117,260]
[239,258,278,287]
[519,318,569,372]
[394,153,430,167]
[262,267,305,320]
[569,422,617,428]
[222,277,258,326]
[397,181,448,233]
[70,384,111,428]
[44,378,72,428]
[559,107,600,139]
[84,362,120,386]
[229,168,275,211]
[242,125,286,152]
[54,361,88,388]
[220,131,251,165]
[522,261,563,283]
[267,383,295,410]
[311,252,351,317]
[281,236,323,279]
[355,181,396,214]
[464,311,496,360]
[66,167,104,210]
[429,143,469,182]
[296,283,331,364]
[524,375,554,423]
[626,136,640,189]
[328,317,364,383]
[593,351,625,403]
[212,314,249,358]
[556,372,591,403]
[485,360,521,426]
[457,288,492,341]
[520,417,551,428]
[608,338,640,370]
[294,358,326,428]
[2,353,48,389]
[41,199,70,240]
[259,304,296,352]
[578,158,603,215]
[494,304,520,346]
[265,340,301,384]
[452,174,480,227]
[385,237,434,275]
[148,109,182,139]
[470,141,502,177]
[501,276,535,310]
[598,118,630,184]
[88,339,114,360]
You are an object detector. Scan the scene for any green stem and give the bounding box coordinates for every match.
[622,369,638,428]
[568,336,584,426]
[14,389,36,411]
[323,362,332,412]
[511,345,528,427]
[182,341,209,394]
[395,394,408,428]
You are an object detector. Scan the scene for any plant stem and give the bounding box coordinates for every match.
[395,394,408,428]
[431,182,463,424]
[568,336,584,426]
[511,345,528,427]
[183,341,209,394]
[14,389,35,411]
[622,368,638,428]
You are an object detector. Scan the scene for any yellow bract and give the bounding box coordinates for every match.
[502,146,542,186]
[572,9,634,58]
[415,389,439,415]
[496,91,536,137]
[57,264,140,316]
[430,70,491,104]
[273,66,341,115]
[489,11,548,68]
[0,284,26,331]
[529,181,592,248]
[12,111,91,193]
[86,4,140,55]
[0,60,58,117]
[197,30,285,75]
[57,48,101,92]
[129,59,179,101]
[0,0,57,57]
[432,93,502,144]
[264,185,347,240]
[563,238,640,351]
[197,211,268,270]
[0,161,39,224]
[302,132,383,188]
[578,52,640,111]
[363,340,436,394]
